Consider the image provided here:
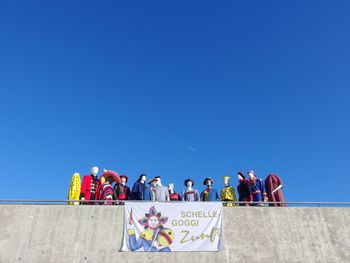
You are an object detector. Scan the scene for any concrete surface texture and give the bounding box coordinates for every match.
[0,205,349,263]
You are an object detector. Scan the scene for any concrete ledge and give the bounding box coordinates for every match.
[0,205,349,263]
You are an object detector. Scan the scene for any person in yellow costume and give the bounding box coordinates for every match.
[221,175,237,206]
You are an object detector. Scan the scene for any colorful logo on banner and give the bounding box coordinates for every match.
[122,202,223,252]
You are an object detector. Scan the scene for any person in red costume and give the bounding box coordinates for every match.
[168,183,181,201]
[114,175,131,201]
[80,166,100,205]
[265,174,286,207]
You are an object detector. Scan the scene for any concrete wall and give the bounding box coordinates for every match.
[0,205,349,263]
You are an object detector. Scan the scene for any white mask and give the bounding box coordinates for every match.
[248,170,255,178]
[224,178,229,186]
[91,167,99,176]
[121,177,127,185]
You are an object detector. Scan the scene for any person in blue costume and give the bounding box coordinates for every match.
[131,174,147,200]
[143,178,157,201]
[247,170,268,206]
[200,177,220,201]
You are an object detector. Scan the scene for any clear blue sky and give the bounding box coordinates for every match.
[1,1,349,201]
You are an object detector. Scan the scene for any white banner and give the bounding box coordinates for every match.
[121,202,223,252]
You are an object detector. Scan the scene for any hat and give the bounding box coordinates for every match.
[148,178,157,185]
[223,175,230,180]
[120,175,128,183]
[184,178,194,187]
[100,170,121,185]
[203,177,214,185]
[237,171,245,179]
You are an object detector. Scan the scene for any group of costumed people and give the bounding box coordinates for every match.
[78,167,286,206]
